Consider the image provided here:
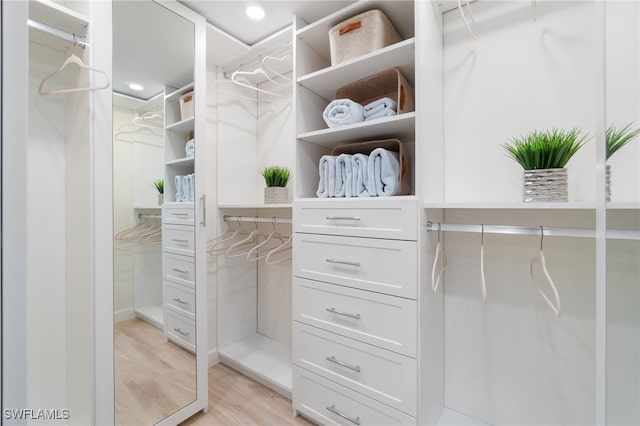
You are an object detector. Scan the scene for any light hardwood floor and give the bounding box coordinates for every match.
[115,318,313,426]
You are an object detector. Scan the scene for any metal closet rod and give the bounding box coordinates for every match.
[138,213,162,219]
[223,215,292,224]
[426,222,640,241]
[27,19,89,48]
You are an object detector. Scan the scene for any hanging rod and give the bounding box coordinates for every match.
[426,222,640,241]
[223,215,292,224]
[222,41,292,79]
[138,213,162,220]
[28,19,89,49]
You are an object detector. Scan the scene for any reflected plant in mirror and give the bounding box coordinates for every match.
[605,123,640,201]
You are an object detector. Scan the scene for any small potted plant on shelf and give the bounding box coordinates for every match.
[260,166,291,204]
[606,123,640,201]
[153,178,164,206]
[502,128,589,202]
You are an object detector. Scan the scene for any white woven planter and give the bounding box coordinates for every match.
[605,164,611,202]
[523,168,568,202]
[158,193,164,206]
[264,187,289,204]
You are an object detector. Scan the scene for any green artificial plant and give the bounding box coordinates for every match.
[260,166,291,187]
[606,123,640,160]
[153,179,164,194]
[502,127,589,170]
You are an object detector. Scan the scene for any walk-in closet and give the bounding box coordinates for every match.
[2,1,639,426]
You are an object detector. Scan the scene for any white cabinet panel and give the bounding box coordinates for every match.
[294,323,417,415]
[166,310,195,353]
[165,281,195,319]
[294,233,418,299]
[163,253,195,286]
[163,224,195,256]
[162,203,195,225]
[294,198,418,240]
[293,278,417,357]
[294,367,416,426]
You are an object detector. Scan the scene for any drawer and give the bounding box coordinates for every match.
[165,281,195,319]
[163,203,195,225]
[165,310,195,353]
[293,198,418,240]
[293,233,417,299]
[163,224,195,256]
[293,278,417,357]
[164,253,195,286]
[294,323,417,415]
[294,367,416,426]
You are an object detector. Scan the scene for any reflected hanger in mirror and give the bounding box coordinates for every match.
[530,226,562,317]
[39,53,111,95]
[431,222,447,294]
[230,70,287,98]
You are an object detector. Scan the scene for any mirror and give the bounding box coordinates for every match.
[112,1,196,424]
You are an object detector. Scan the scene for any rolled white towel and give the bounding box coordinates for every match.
[368,148,400,196]
[322,99,364,128]
[363,97,398,118]
[364,107,397,121]
[174,175,183,202]
[185,139,195,158]
[335,154,354,198]
[351,153,370,197]
[316,155,337,198]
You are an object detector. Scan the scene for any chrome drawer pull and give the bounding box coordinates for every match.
[173,327,190,337]
[172,297,189,305]
[171,213,189,217]
[172,238,189,244]
[326,307,360,320]
[326,216,360,221]
[172,267,188,274]
[326,258,360,267]
[326,405,360,425]
[326,355,361,372]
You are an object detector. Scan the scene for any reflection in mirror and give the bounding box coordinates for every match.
[113,1,195,424]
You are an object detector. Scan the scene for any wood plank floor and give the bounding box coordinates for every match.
[115,318,313,425]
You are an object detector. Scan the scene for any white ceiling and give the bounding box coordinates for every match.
[113,0,355,102]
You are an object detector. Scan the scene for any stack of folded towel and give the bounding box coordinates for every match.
[322,97,398,128]
[185,139,195,158]
[175,173,195,202]
[316,148,400,198]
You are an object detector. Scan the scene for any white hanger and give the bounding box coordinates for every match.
[247,218,286,262]
[530,226,561,317]
[39,53,111,95]
[431,223,447,293]
[264,235,292,265]
[115,124,161,142]
[262,53,292,82]
[133,112,163,129]
[231,70,287,98]
[226,218,265,258]
[480,224,487,303]
[457,0,477,40]
[214,79,269,104]
[208,220,250,257]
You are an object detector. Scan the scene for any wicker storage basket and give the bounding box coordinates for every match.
[331,139,411,196]
[335,68,414,115]
[329,9,402,65]
[179,91,194,120]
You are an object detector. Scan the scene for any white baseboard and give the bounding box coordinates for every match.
[114,308,135,323]
[208,347,220,367]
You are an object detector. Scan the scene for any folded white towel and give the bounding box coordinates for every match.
[363,97,398,118]
[368,148,400,196]
[175,175,183,202]
[182,175,191,202]
[335,154,353,198]
[351,153,370,197]
[185,139,195,158]
[188,173,195,201]
[364,107,397,121]
[322,99,364,128]
[316,155,337,198]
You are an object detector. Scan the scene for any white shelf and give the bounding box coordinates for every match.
[163,202,194,208]
[607,202,640,209]
[165,82,194,102]
[166,157,194,167]
[135,305,164,329]
[134,206,162,210]
[29,0,89,50]
[298,38,415,100]
[166,116,194,133]
[298,112,416,148]
[296,1,415,61]
[424,202,597,210]
[218,334,292,398]
[218,204,292,209]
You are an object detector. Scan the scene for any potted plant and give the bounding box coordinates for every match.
[153,178,164,205]
[260,166,291,204]
[605,123,640,201]
[502,128,589,202]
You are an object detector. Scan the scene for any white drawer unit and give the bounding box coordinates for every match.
[162,203,195,225]
[294,233,418,299]
[293,278,417,357]
[293,198,418,240]
[293,367,416,426]
[164,253,195,287]
[293,323,417,415]
[165,281,195,319]
[166,310,195,353]
[163,224,195,256]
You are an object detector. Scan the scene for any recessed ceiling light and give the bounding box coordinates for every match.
[246,4,265,20]
[128,82,144,91]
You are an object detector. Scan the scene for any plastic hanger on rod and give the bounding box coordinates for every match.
[230,70,287,98]
[457,0,477,40]
[262,53,292,82]
[247,218,286,262]
[226,217,265,258]
[264,234,292,265]
[431,223,447,293]
[133,111,163,129]
[530,226,562,317]
[39,53,111,95]
[480,224,487,303]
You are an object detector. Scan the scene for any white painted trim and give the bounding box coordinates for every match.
[208,347,220,367]
[114,308,135,323]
